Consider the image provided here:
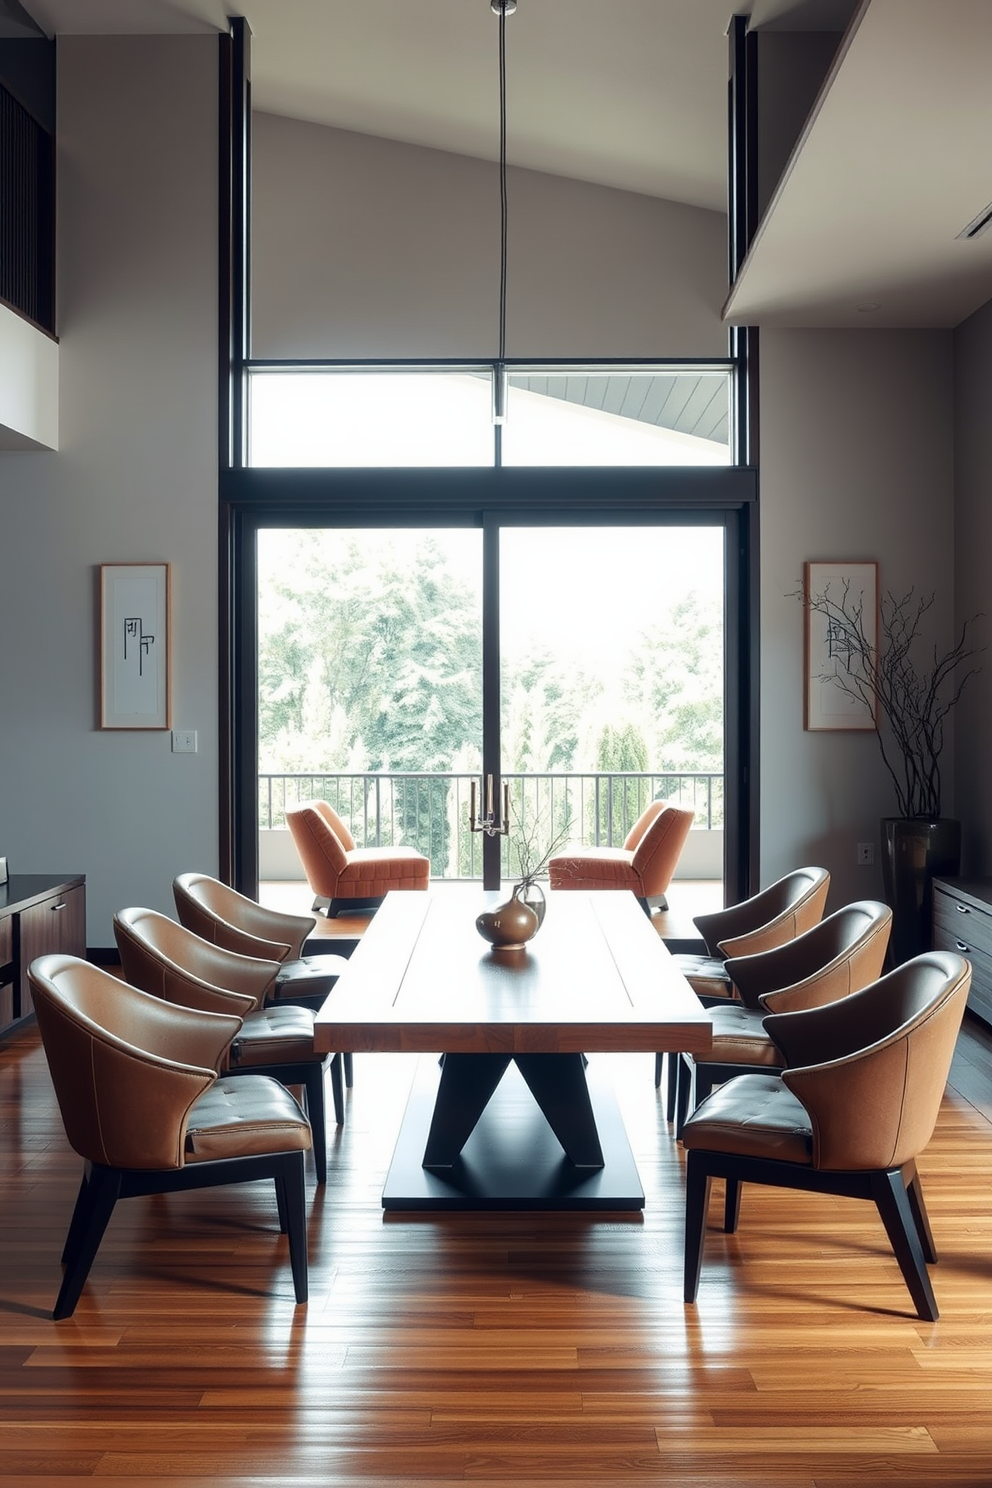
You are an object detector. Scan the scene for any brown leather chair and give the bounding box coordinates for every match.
[285,800,430,916]
[547,800,694,914]
[655,865,831,1107]
[29,953,311,1319]
[173,872,351,1008]
[673,866,831,1001]
[675,900,893,1134]
[682,951,972,1320]
[114,907,343,1184]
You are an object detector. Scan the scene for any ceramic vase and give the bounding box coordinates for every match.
[475,882,542,950]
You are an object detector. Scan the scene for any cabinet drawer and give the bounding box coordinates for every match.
[17,884,86,1015]
[933,918,992,1025]
[933,889,992,959]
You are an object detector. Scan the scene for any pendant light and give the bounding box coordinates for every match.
[490,0,515,422]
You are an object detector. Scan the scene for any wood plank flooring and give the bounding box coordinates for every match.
[2,1010,991,1487]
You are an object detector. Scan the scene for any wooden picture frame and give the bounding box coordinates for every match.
[804,560,878,731]
[99,563,171,729]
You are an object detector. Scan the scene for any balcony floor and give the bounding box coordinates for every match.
[259,878,722,948]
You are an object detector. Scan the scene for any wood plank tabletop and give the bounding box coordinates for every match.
[314,889,711,1056]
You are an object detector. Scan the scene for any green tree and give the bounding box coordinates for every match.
[258,531,482,863]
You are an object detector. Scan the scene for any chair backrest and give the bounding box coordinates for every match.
[622,801,666,852]
[695,866,830,958]
[286,801,353,897]
[313,799,357,851]
[725,899,892,1012]
[173,872,313,962]
[114,907,279,1017]
[629,803,695,899]
[770,952,971,1171]
[28,954,240,1170]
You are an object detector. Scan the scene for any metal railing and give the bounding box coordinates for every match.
[259,770,723,881]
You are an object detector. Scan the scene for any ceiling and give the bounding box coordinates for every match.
[725,0,992,327]
[9,0,992,328]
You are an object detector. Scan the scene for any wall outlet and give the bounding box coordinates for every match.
[857,842,874,866]
[171,729,197,754]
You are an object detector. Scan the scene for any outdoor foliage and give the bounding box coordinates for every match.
[258,530,724,860]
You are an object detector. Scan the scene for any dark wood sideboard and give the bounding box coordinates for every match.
[932,877,992,1028]
[0,875,86,1037]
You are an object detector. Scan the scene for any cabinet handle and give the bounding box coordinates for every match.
[955,903,970,913]
[51,901,66,911]
[956,940,970,952]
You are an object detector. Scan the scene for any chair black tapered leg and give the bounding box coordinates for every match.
[654,1052,663,1091]
[329,1052,344,1127]
[871,1167,939,1322]
[280,1153,308,1304]
[61,1168,94,1266]
[903,1161,937,1264]
[274,1171,289,1233]
[301,1064,327,1184]
[665,1053,678,1118]
[675,1054,692,1138]
[54,1165,123,1320]
[724,1174,742,1232]
[343,1052,354,1088]
[683,1151,713,1303]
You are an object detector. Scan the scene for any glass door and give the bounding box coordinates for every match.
[256,527,484,885]
[496,525,724,890]
[255,521,724,899]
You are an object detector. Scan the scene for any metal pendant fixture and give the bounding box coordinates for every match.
[490,0,515,422]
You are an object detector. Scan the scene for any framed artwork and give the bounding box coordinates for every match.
[804,560,878,731]
[100,563,171,729]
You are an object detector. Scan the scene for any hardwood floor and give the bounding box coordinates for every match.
[2,1010,991,1486]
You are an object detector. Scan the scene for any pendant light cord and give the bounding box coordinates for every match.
[498,6,508,365]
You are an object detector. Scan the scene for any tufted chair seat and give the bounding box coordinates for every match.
[548,800,694,914]
[114,907,344,1184]
[682,951,972,1320]
[675,900,893,1134]
[28,954,311,1318]
[286,800,430,916]
[674,866,831,1001]
[173,872,350,1005]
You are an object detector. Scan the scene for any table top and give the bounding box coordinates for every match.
[313,889,712,1056]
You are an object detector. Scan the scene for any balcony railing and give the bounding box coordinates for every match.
[259,770,723,881]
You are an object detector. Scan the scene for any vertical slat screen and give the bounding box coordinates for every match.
[0,79,55,334]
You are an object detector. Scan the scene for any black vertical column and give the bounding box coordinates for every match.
[727,14,760,900]
[482,515,502,890]
[219,18,253,887]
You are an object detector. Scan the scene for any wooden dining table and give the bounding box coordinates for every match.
[314,888,711,1210]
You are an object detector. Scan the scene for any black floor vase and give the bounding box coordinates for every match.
[881,817,961,964]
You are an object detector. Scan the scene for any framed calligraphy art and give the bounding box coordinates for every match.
[804,560,878,731]
[100,563,171,729]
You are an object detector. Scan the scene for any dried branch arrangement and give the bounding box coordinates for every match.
[801,582,983,819]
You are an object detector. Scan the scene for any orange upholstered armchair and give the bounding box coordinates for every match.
[548,801,695,914]
[286,800,430,916]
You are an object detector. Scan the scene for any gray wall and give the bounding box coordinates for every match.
[759,328,955,908]
[0,50,732,948]
[953,296,992,875]
[252,113,730,361]
[1,41,969,942]
[0,36,219,945]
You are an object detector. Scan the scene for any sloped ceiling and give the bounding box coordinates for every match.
[14,0,992,328]
[725,0,992,327]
